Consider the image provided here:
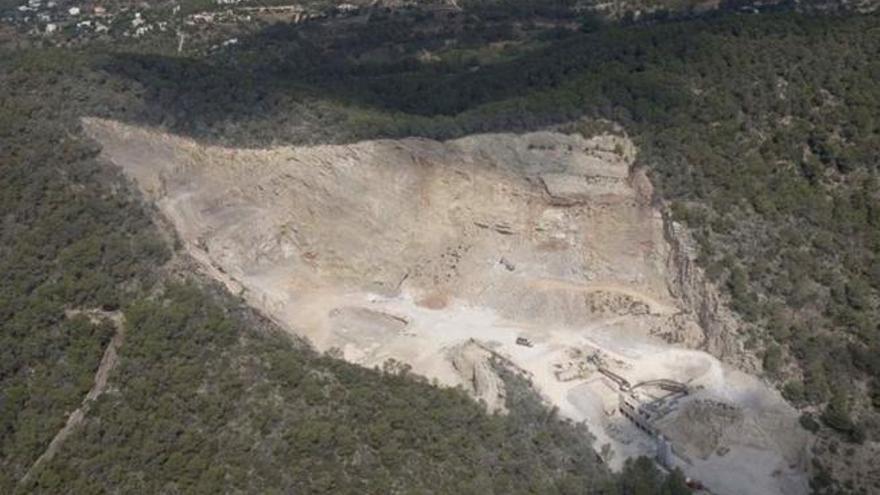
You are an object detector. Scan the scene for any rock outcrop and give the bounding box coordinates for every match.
[662,217,761,373]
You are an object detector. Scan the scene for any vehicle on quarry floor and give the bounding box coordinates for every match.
[516,337,533,347]
[685,477,704,490]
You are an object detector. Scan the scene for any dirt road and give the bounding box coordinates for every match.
[19,310,125,486]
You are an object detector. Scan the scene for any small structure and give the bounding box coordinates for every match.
[618,393,658,436]
[656,435,674,468]
[617,378,689,439]
[515,337,533,347]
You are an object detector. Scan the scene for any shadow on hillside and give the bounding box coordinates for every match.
[93,2,812,147]
[94,11,607,146]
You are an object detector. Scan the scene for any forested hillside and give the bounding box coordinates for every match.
[93,8,880,489]
[2,2,880,493]
[0,28,689,495]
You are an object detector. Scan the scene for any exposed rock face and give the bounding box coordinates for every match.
[84,118,808,495]
[541,174,633,205]
[447,340,507,412]
[84,120,676,334]
[662,218,761,372]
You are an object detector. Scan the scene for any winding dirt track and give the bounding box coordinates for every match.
[526,278,680,315]
[19,310,125,486]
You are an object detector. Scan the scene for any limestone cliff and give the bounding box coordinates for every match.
[662,215,761,373]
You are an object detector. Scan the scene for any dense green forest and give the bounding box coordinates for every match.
[2,2,880,493]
